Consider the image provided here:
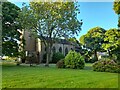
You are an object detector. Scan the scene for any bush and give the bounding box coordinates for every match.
[56,59,65,68]
[51,52,65,63]
[91,56,98,63]
[64,50,85,69]
[92,59,120,73]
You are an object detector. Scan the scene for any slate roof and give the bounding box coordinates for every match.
[39,37,80,47]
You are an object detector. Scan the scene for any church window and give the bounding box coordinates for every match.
[52,46,56,53]
[59,47,62,53]
[65,47,68,55]
[44,47,47,51]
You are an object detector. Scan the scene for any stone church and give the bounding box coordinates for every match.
[23,31,81,63]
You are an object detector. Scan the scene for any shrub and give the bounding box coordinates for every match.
[92,59,120,73]
[91,56,98,63]
[51,52,65,63]
[56,59,65,68]
[64,50,85,69]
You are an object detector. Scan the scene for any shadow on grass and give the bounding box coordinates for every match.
[1,61,94,71]
[84,66,92,70]
[84,63,93,70]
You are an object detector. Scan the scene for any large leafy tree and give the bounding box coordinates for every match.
[18,0,82,66]
[113,0,120,64]
[79,27,106,62]
[102,28,120,63]
[113,0,120,27]
[2,1,22,56]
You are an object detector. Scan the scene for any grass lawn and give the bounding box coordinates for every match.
[2,62,118,88]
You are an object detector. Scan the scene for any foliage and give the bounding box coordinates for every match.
[18,1,83,66]
[64,50,85,69]
[92,55,99,63]
[79,27,106,62]
[93,59,120,73]
[113,0,120,14]
[51,52,65,63]
[113,0,120,27]
[2,1,22,56]
[80,49,93,63]
[79,35,86,45]
[83,27,106,51]
[102,29,120,51]
[102,28,120,63]
[56,59,65,68]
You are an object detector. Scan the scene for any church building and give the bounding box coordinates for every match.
[23,31,81,63]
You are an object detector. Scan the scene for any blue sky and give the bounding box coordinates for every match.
[8,1,118,40]
[77,2,118,39]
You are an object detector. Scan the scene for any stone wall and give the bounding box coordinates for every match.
[40,42,75,63]
[24,31,36,52]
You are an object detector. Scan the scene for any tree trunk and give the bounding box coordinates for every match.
[45,46,49,67]
[94,50,98,62]
[45,42,53,67]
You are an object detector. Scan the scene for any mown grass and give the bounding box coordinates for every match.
[2,63,118,88]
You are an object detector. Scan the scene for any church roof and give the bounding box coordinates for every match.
[56,39,80,48]
[57,39,72,45]
[40,37,80,47]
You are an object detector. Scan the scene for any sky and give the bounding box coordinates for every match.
[7,0,118,40]
[77,2,118,39]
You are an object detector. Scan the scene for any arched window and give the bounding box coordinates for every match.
[65,47,68,55]
[59,47,62,53]
[52,46,56,53]
[44,47,47,51]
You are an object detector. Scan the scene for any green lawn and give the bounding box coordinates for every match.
[2,63,118,88]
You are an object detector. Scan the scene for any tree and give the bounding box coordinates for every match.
[18,0,82,66]
[79,27,106,62]
[113,0,120,64]
[68,37,82,47]
[68,37,82,52]
[113,0,120,14]
[79,35,86,45]
[102,28,120,63]
[113,0,120,27]
[2,1,22,57]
